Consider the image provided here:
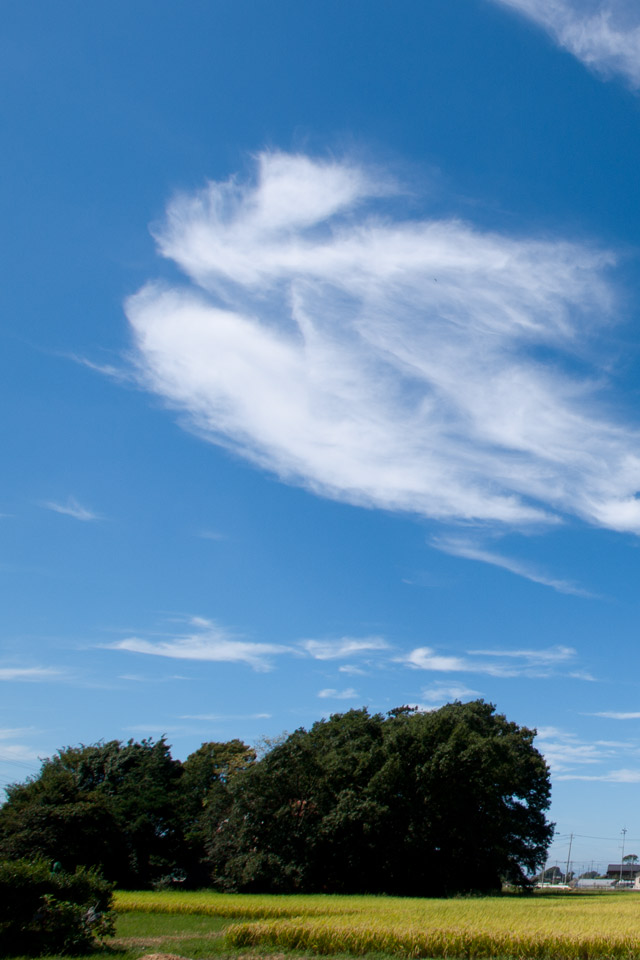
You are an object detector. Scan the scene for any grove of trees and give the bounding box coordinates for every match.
[0,701,553,896]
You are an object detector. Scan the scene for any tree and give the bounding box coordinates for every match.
[177,740,255,885]
[623,854,639,863]
[0,739,184,888]
[206,701,553,895]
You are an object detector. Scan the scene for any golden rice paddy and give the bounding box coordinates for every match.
[114,890,640,959]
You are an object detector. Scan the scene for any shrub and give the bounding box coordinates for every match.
[0,859,114,955]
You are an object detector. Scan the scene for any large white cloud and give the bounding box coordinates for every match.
[490,0,640,87]
[127,151,640,533]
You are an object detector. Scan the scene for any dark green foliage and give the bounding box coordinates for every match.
[0,738,185,888]
[178,740,256,886]
[207,701,553,896]
[0,705,552,897]
[0,859,114,955]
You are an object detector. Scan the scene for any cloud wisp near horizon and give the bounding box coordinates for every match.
[489,0,640,88]
[126,152,640,561]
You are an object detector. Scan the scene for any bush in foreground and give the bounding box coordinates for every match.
[0,859,114,955]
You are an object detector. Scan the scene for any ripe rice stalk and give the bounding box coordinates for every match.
[114,890,640,959]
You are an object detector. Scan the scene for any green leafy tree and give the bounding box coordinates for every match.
[0,738,183,888]
[178,740,255,885]
[207,701,552,895]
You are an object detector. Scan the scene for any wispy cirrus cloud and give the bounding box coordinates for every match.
[109,616,294,672]
[40,497,101,522]
[490,0,640,88]
[317,687,359,699]
[300,636,389,660]
[338,664,368,675]
[403,644,578,677]
[535,725,622,773]
[67,353,134,384]
[127,151,640,545]
[432,536,592,596]
[419,682,481,707]
[534,725,640,779]
[180,712,271,720]
[468,645,576,663]
[558,768,640,782]
[196,529,227,541]
[589,711,640,719]
[0,666,63,681]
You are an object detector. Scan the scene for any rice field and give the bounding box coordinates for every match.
[114,890,640,960]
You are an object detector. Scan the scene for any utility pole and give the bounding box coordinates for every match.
[620,827,628,883]
[565,834,573,883]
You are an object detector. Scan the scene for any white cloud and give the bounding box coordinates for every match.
[127,151,640,540]
[68,353,133,384]
[403,644,579,677]
[41,497,101,522]
[535,727,616,772]
[338,664,368,675]
[490,0,640,87]
[468,644,576,663]
[109,616,293,672]
[420,682,481,706]
[180,712,271,720]
[318,687,359,699]
[118,673,190,683]
[0,727,35,739]
[0,666,63,681]
[590,711,640,719]
[432,536,591,595]
[535,725,640,778]
[404,648,471,673]
[557,768,640,782]
[300,636,389,660]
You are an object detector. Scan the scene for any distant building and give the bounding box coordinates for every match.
[575,878,617,890]
[606,863,640,881]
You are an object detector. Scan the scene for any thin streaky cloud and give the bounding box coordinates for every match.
[489,0,640,88]
[0,666,63,681]
[468,645,576,663]
[0,727,36,739]
[317,687,359,699]
[118,674,190,683]
[109,615,294,672]
[535,728,619,772]
[300,636,389,660]
[128,152,640,542]
[421,682,481,704]
[403,645,580,678]
[557,768,640,782]
[590,711,640,719]
[432,536,591,596]
[0,743,42,765]
[67,353,134,384]
[180,712,271,720]
[40,497,101,522]
[569,671,599,682]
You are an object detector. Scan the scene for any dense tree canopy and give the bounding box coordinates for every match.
[0,702,552,894]
[206,701,552,895]
[0,738,183,887]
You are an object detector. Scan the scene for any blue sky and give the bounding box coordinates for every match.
[4,0,640,873]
